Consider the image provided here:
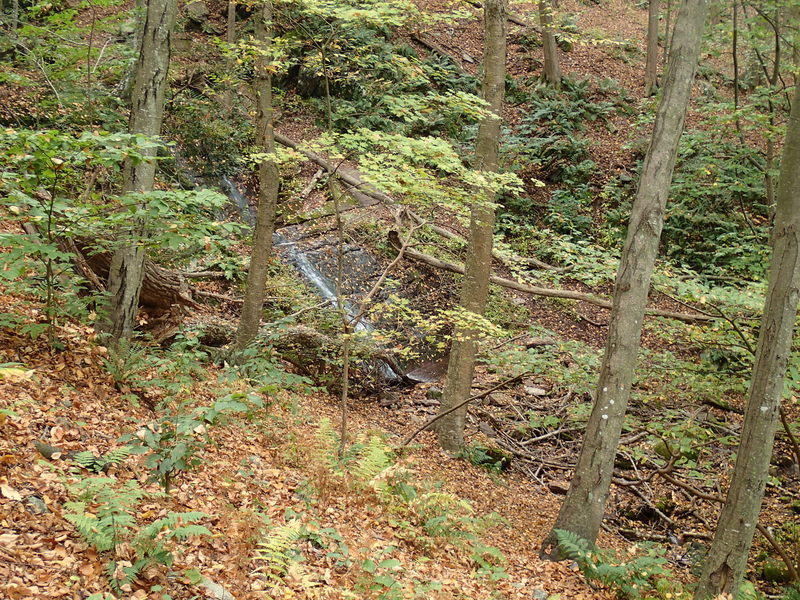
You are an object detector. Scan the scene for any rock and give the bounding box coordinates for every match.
[532,590,549,600]
[426,386,443,400]
[524,385,547,397]
[26,496,49,514]
[379,392,401,407]
[200,577,236,600]
[478,422,498,438]
[488,392,514,406]
[415,397,439,407]
[547,481,570,495]
[186,1,210,23]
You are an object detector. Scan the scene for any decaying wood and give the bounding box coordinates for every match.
[387,231,715,323]
[76,241,196,310]
[21,224,195,311]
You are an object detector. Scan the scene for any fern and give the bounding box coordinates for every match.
[311,418,340,470]
[253,520,305,581]
[554,529,680,600]
[63,475,209,590]
[350,436,394,485]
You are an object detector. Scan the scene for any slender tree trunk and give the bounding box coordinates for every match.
[233,1,279,351]
[540,0,708,557]
[694,84,800,600]
[645,0,660,95]
[222,0,236,114]
[97,0,176,343]
[435,0,507,453]
[663,0,672,67]
[539,0,561,85]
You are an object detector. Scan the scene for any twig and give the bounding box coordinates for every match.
[194,290,245,303]
[183,270,228,279]
[400,372,528,447]
[519,426,581,446]
[659,471,800,582]
[779,405,800,467]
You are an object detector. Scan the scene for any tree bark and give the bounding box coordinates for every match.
[539,0,562,85]
[645,0,660,95]
[222,0,236,114]
[233,1,280,351]
[436,0,507,453]
[97,0,176,343]
[540,0,708,557]
[694,84,800,600]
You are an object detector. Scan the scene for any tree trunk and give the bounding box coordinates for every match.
[539,0,561,85]
[540,0,708,557]
[97,0,176,343]
[435,0,507,453]
[222,0,236,114]
[693,84,800,600]
[645,0,660,95]
[233,1,279,351]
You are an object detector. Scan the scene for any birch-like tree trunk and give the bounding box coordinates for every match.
[435,0,507,453]
[539,0,561,85]
[98,0,176,343]
[694,84,800,600]
[645,0,660,95]
[540,0,708,556]
[233,1,279,351]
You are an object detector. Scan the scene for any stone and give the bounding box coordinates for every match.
[200,577,236,600]
[25,496,49,515]
[426,386,443,400]
[186,1,210,24]
[524,385,547,397]
[547,481,570,495]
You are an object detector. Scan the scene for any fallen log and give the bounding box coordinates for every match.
[387,231,715,324]
[20,224,195,311]
[76,241,197,310]
[274,132,564,272]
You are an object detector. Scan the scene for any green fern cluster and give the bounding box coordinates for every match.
[253,520,305,581]
[64,475,210,591]
[555,529,687,600]
[310,419,395,489]
[72,446,132,473]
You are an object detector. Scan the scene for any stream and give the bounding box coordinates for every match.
[221,177,399,380]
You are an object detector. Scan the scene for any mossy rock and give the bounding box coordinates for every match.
[761,560,792,584]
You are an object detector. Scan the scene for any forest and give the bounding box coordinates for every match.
[0,0,799,597]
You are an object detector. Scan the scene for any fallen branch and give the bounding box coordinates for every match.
[400,372,528,447]
[658,471,799,582]
[274,132,559,273]
[387,231,715,324]
[462,0,539,29]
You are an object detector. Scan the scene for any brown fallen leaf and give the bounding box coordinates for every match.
[0,483,23,501]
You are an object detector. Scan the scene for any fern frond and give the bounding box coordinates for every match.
[350,436,393,484]
[104,446,132,466]
[253,520,304,581]
[311,419,340,470]
[169,524,211,541]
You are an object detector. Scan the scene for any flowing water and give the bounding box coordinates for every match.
[222,177,397,379]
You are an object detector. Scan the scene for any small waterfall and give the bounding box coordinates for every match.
[219,177,397,380]
[221,176,255,227]
[274,233,397,379]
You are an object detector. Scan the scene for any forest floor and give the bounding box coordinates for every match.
[2,0,799,597]
[0,295,617,600]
